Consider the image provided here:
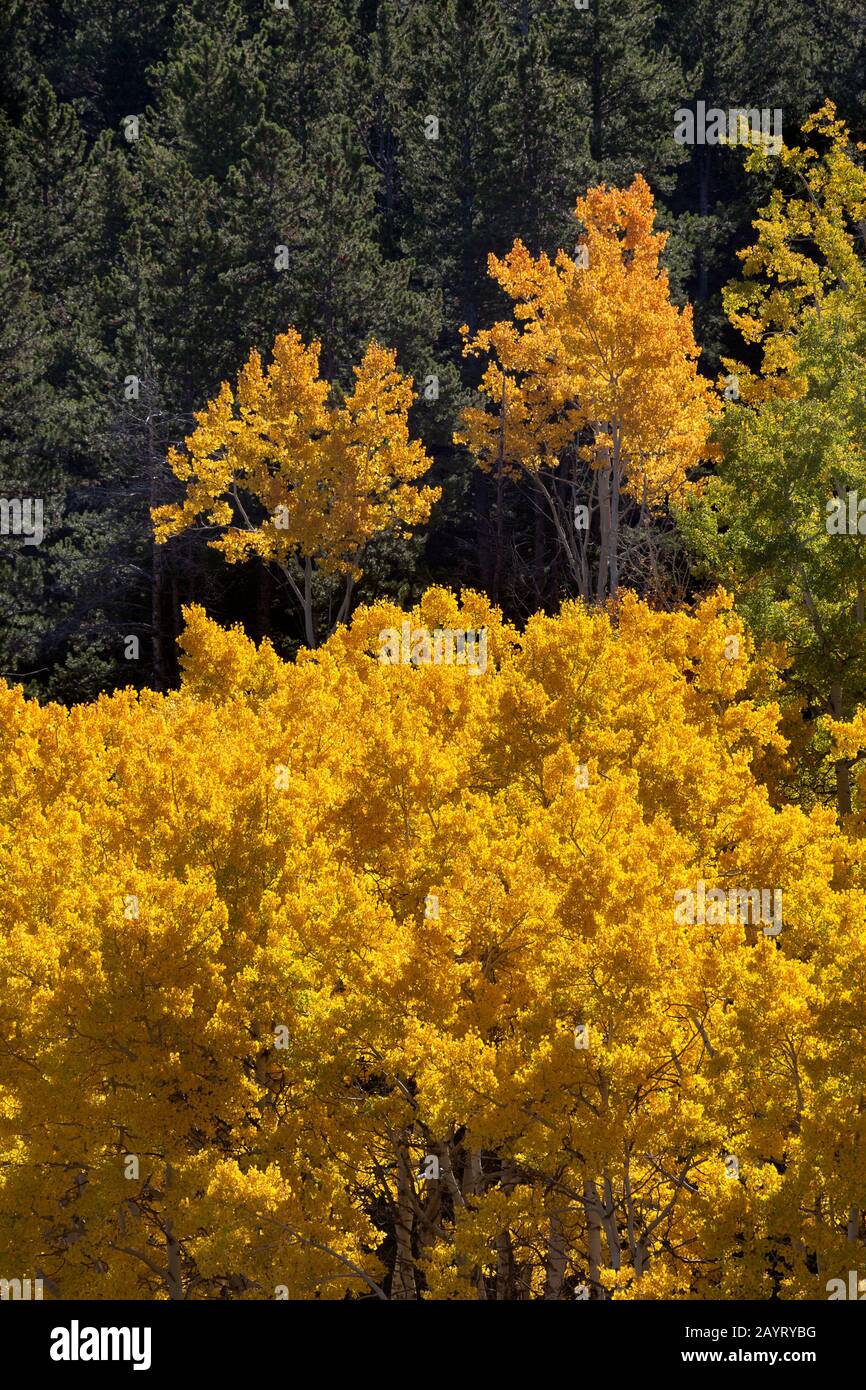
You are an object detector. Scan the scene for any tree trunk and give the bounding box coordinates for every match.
[831,681,852,818]
[494,1160,519,1299]
[493,461,505,603]
[543,1212,569,1299]
[596,430,612,602]
[462,1148,483,1199]
[584,1177,604,1297]
[847,1206,859,1244]
[302,556,316,649]
[493,372,507,602]
[609,426,621,597]
[601,1171,621,1271]
[165,1221,183,1301]
[533,495,546,607]
[391,1138,417,1300]
[475,470,494,593]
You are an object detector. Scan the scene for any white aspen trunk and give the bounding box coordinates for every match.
[847,1207,859,1243]
[460,1149,488,1299]
[534,473,580,589]
[577,469,597,601]
[436,1141,466,1211]
[418,1177,441,1252]
[543,1212,569,1299]
[495,1160,518,1300]
[335,572,354,627]
[584,1177,604,1297]
[495,1227,515,1299]
[623,1161,639,1270]
[602,1171,621,1271]
[462,1148,483,1199]
[609,424,621,596]
[391,1138,417,1300]
[595,425,612,601]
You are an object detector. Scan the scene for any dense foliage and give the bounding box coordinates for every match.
[2,592,864,1299]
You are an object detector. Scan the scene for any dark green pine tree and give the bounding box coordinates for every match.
[258,0,366,156]
[361,1,502,600]
[36,0,179,134]
[362,0,408,262]
[382,0,517,343]
[0,77,102,313]
[146,0,266,183]
[253,0,435,379]
[488,20,587,258]
[0,237,60,691]
[118,135,225,410]
[368,0,584,605]
[214,116,311,380]
[111,0,276,404]
[0,78,137,701]
[811,0,866,137]
[88,218,196,696]
[93,135,234,684]
[0,0,53,123]
[297,112,439,384]
[660,0,820,363]
[547,0,686,195]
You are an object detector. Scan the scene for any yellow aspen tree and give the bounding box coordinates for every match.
[152,328,440,647]
[456,176,719,602]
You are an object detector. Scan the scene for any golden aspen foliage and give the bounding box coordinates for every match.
[152,329,440,645]
[0,590,863,1299]
[722,101,866,400]
[456,176,720,506]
